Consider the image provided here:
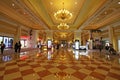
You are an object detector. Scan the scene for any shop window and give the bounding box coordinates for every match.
[21,39,27,48]
[3,37,8,48]
[0,36,3,43]
[8,38,13,48]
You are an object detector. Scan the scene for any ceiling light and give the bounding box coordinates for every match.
[104,11,107,14]
[57,23,69,30]
[118,1,120,4]
[12,3,15,6]
[50,2,53,5]
[75,2,77,4]
[54,2,72,21]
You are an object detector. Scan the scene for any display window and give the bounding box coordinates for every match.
[0,36,13,48]
[8,38,13,48]
[3,37,8,48]
[20,36,29,48]
[0,36,3,43]
[21,39,27,48]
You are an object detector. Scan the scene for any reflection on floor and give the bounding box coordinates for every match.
[0,48,120,80]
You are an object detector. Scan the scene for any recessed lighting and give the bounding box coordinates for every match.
[104,11,107,14]
[118,1,120,4]
[50,2,53,5]
[75,2,77,4]
[12,3,15,6]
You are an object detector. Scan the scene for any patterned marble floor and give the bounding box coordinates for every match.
[0,48,120,80]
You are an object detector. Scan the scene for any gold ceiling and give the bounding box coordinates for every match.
[0,0,120,40]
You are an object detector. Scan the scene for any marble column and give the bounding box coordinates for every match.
[89,30,93,49]
[74,31,81,45]
[14,25,21,46]
[46,31,53,42]
[28,30,39,48]
[108,26,117,50]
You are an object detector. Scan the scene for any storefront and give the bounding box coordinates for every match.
[0,36,13,48]
[20,36,29,48]
[20,39,27,48]
[0,36,3,43]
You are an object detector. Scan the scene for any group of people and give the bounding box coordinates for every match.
[0,41,21,54]
[14,41,21,53]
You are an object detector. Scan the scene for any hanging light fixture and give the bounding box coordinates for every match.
[54,2,72,21]
[57,23,69,30]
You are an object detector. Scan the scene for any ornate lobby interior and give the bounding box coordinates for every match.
[0,0,120,80]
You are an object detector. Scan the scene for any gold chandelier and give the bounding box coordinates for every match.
[54,2,72,21]
[57,23,69,30]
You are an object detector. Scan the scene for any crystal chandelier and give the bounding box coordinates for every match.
[54,2,72,21]
[57,23,69,30]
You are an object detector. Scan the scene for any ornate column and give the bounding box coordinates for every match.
[108,26,117,50]
[74,31,81,45]
[28,30,39,48]
[14,25,21,45]
[89,30,93,49]
[46,31,53,41]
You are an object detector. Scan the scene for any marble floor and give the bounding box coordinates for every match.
[0,48,120,80]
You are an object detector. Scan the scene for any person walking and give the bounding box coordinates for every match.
[0,41,5,54]
[18,41,21,53]
[14,42,18,53]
